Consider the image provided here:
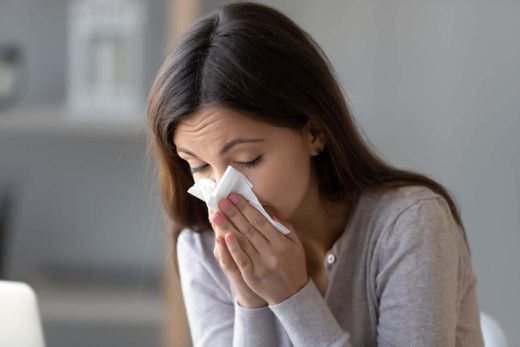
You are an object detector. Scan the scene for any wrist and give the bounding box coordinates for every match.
[236,295,267,309]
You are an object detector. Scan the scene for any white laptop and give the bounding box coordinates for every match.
[0,280,45,347]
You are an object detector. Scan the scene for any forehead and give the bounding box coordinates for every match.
[173,106,273,148]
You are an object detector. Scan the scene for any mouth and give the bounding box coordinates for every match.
[258,201,277,218]
[262,205,276,217]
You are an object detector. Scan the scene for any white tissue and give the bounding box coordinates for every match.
[187,165,290,234]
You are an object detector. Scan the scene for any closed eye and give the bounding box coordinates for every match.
[190,155,263,174]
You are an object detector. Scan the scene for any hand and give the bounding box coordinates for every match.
[210,193,309,306]
[209,208,268,308]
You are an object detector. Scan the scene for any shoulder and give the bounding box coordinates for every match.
[177,228,235,299]
[176,228,219,277]
[362,185,465,263]
[177,227,216,261]
[363,185,447,215]
[379,185,457,236]
[354,185,464,258]
[359,185,454,233]
[177,228,222,275]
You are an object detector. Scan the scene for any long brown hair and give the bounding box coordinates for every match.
[147,2,469,275]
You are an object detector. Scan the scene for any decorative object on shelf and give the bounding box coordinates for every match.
[0,44,25,112]
[67,0,146,121]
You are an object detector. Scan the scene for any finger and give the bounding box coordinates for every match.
[209,219,223,240]
[224,232,254,277]
[227,193,281,244]
[218,197,273,255]
[211,210,261,261]
[215,235,241,275]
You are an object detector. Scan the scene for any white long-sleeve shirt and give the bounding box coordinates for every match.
[177,185,484,346]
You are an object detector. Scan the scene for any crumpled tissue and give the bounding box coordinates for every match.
[187,165,290,234]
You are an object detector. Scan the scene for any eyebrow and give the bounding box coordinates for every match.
[176,138,265,158]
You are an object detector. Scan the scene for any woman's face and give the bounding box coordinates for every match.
[173,106,322,222]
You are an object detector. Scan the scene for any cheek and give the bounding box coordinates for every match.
[251,151,311,219]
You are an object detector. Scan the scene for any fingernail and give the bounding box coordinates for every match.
[225,233,234,243]
[219,199,230,211]
[229,194,239,204]
[212,212,222,225]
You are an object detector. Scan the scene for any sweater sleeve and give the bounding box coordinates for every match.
[269,277,352,346]
[233,296,279,346]
[375,197,480,347]
[177,229,279,347]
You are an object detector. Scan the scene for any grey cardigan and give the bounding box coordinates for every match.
[177,186,484,346]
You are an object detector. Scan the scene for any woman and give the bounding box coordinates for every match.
[147,2,484,346]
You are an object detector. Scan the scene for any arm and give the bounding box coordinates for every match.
[177,230,279,347]
[375,197,473,346]
[233,297,279,347]
[203,193,352,346]
[268,277,352,346]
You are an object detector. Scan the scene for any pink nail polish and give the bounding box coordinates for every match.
[225,233,234,243]
[229,194,239,204]
[219,199,230,211]
[212,212,222,225]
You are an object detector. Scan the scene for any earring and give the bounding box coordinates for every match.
[314,147,323,156]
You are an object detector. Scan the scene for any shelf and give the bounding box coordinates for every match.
[0,106,148,139]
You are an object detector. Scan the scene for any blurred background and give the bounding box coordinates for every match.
[0,0,519,346]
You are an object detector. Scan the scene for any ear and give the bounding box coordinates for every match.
[303,119,326,155]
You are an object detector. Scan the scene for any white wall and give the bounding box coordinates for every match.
[250,0,519,344]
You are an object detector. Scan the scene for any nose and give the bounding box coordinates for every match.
[207,168,227,221]
[212,168,227,186]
